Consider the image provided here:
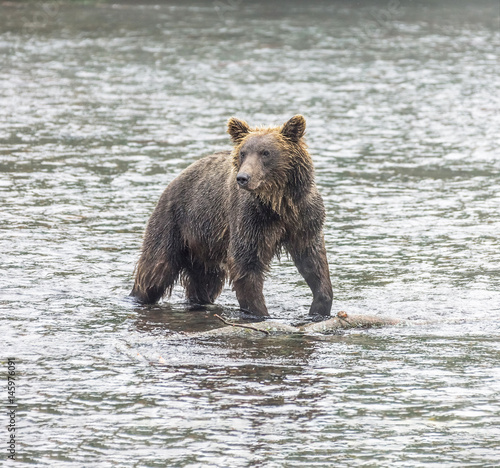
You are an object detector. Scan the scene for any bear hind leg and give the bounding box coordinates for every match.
[131,256,182,304]
[182,263,226,305]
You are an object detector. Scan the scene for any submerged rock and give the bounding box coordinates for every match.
[176,312,403,340]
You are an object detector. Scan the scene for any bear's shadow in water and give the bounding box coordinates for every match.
[132,301,320,337]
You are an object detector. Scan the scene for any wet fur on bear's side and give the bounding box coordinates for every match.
[131,115,333,318]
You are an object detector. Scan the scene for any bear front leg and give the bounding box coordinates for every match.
[228,218,276,317]
[289,236,333,318]
[232,271,269,317]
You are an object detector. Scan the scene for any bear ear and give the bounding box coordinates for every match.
[281,115,306,142]
[227,117,250,144]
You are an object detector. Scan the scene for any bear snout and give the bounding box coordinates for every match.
[236,172,251,188]
[237,153,264,191]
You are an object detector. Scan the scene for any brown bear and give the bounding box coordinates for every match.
[131,115,333,318]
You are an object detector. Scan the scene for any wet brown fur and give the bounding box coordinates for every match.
[131,115,333,317]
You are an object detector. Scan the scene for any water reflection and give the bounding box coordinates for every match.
[134,304,225,334]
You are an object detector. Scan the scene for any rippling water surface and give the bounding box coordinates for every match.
[1,1,500,466]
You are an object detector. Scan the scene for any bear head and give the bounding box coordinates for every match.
[227,115,312,210]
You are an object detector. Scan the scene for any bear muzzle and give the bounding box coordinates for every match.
[236,172,251,188]
[236,172,262,191]
[236,154,264,191]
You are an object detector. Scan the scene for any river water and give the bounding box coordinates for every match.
[1,1,500,466]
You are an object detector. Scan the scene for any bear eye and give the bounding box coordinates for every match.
[240,151,246,159]
[261,150,270,158]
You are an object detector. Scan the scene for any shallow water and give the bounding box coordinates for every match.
[1,1,500,466]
